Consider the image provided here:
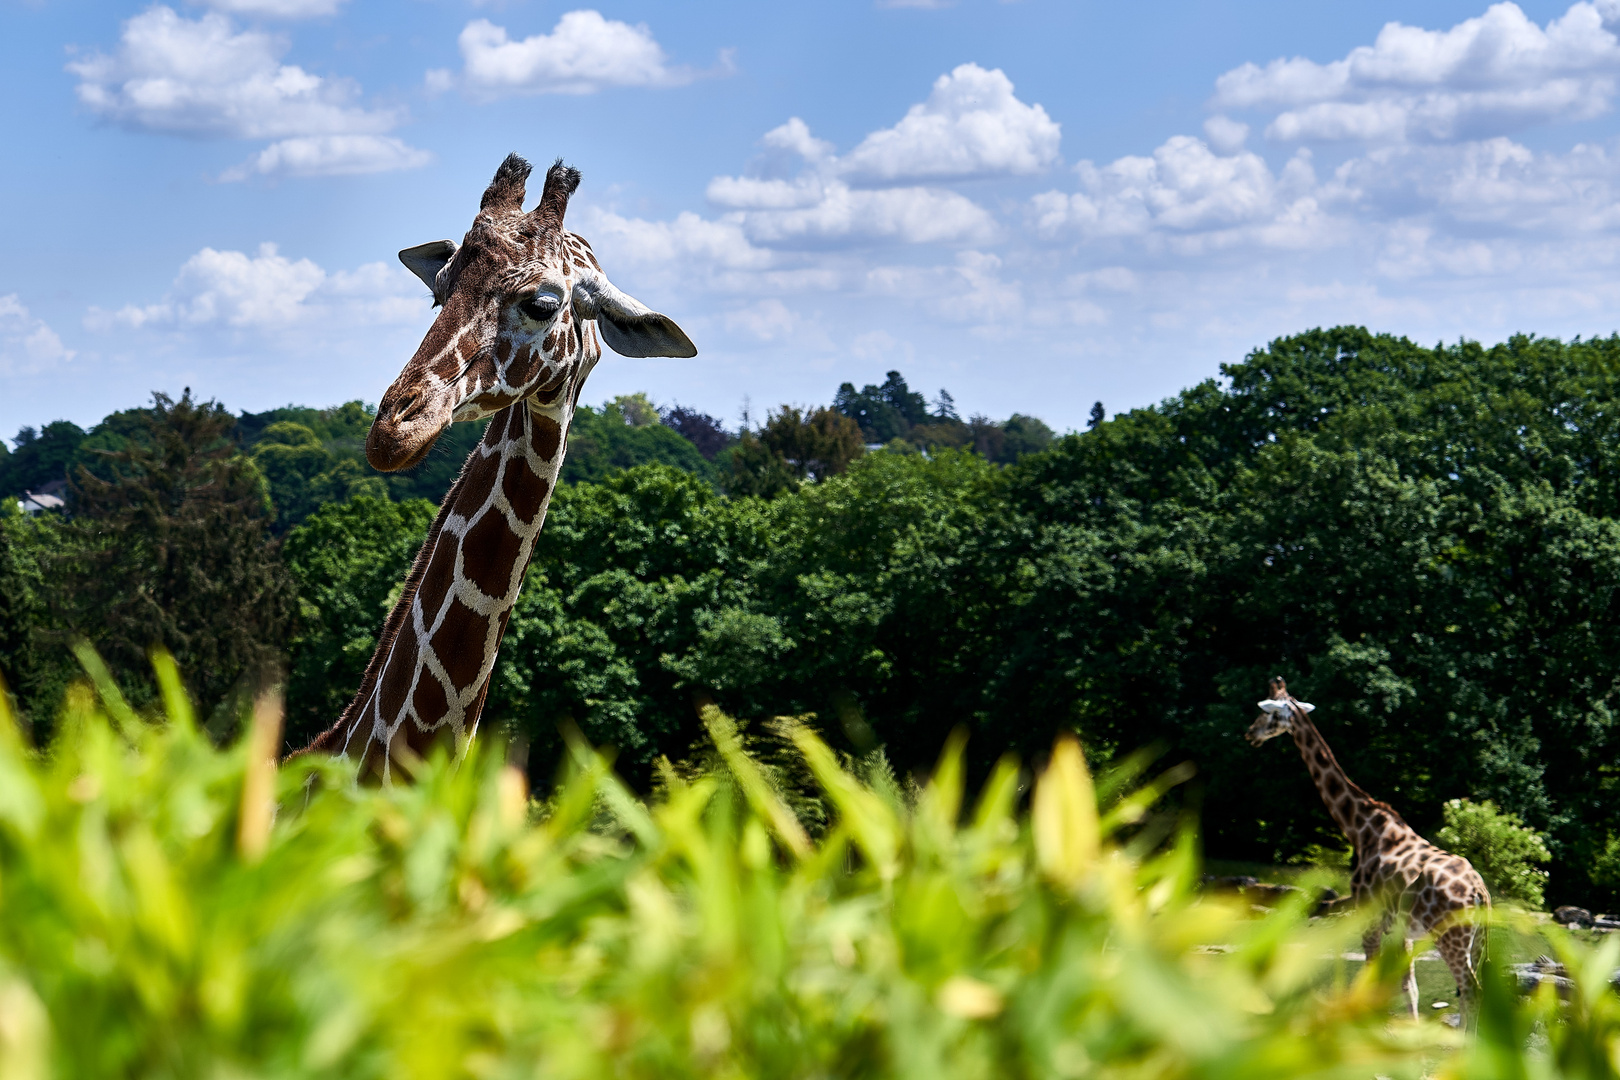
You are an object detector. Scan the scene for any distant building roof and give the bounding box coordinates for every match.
[18,490,65,514]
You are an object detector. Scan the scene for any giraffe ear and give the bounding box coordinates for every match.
[399,240,457,297]
[1297,701,1316,713]
[572,279,697,358]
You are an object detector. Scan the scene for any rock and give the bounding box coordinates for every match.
[1202,876,1353,917]
[1203,875,1260,890]
[1312,887,1350,917]
[1246,881,1301,903]
[1511,955,1574,996]
[1553,905,1594,928]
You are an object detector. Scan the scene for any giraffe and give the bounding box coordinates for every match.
[299,153,695,780]
[1245,677,1490,1020]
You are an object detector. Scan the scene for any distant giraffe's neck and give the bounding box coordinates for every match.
[336,396,571,779]
[1286,710,1379,840]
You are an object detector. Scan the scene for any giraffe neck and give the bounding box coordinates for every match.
[336,396,571,779]
[1286,712,1379,841]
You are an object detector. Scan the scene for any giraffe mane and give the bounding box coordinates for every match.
[293,468,466,759]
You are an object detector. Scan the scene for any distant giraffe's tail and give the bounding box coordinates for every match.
[1473,886,1490,977]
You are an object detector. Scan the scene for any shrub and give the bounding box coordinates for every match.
[1434,797,1552,908]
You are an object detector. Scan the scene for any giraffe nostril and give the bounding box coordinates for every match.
[394,392,422,423]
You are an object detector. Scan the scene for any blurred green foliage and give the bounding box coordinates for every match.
[5,654,1572,1080]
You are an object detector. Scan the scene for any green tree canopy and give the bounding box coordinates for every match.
[0,420,87,497]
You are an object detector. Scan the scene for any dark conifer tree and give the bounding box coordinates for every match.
[55,390,297,723]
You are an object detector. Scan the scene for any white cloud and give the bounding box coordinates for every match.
[198,0,346,18]
[453,10,708,96]
[951,250,1022,319]
[1328,136,1620,234]
[69,6,426,176]
[71,7,388,138]
[1067,267,1140,293]
[724,299,800,341]
[851,330,905,360]
[707,174,827,211]
[841,63,1060,181]
[0,296,74,376]
[1213,2,1620,142]
[1203,115,1249,153]
[1034,135,1323,248]
[222,135,433,180]
[699,105,1004,251]
[729,183,994,245]
[588,210,775,272]
[87,243,424,332]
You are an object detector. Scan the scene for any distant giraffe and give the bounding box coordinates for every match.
[300,154,695,781]
[1246,677,1489,1019]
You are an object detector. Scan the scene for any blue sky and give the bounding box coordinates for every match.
[2,0,1617,438]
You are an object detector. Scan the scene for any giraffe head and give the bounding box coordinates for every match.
[1245,676,1316,745]
[366,153,696,472]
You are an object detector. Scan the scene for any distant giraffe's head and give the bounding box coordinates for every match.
[366,153,696,472]
[1245,676,1316,746]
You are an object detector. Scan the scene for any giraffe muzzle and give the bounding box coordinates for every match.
[368,389,453,472]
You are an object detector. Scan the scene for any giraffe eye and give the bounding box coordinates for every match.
[519,292,562,322]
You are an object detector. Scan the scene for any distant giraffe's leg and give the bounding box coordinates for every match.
[1436,923,1482,1018]
[1360,907,1419,1017]
[1361,907,1394,963]
[1403,938,1420,1021]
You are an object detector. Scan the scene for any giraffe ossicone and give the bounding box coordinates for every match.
[300,153,696,781]
[1246,676,1490,1021]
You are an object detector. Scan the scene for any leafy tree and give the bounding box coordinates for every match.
[0,502,58,730]
[833,371,930,443]
[250,421,386,530]
[1089,401,1106,429]
[758,406,864,482]
[236,399,375,448]
[1434,798,1552,908]
[490,465,770,781]
[724,407,864,498]
[662,404,732,460]
[610,392,660,427]
[51,391,297,722]
[562,402,715,484]
[908,418,974,452]
[724,430,800,499]
[1001,414,1056,460]
[0,420,87,497]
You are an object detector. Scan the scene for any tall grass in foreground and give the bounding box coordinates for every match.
[2,658,1620,1077]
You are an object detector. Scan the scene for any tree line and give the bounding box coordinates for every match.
[6,330,1620,909]
[0,369,1052,534]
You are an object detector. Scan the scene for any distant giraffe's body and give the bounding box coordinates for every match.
[1246,678,1489,1019]
[301,155,695,779]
